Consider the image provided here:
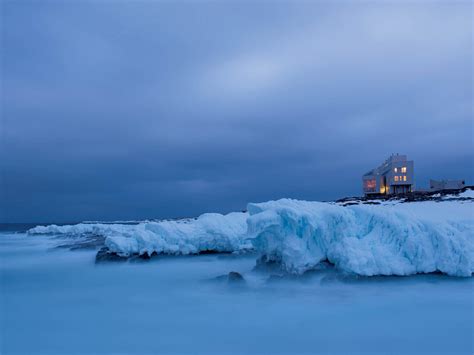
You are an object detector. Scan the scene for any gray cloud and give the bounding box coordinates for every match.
[1,1,473,222]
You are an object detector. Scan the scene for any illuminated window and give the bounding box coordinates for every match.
[364,179,376,191]
[403,176,407,182]
[394,176,399,182]
[394,168,398,173]
[401,167,407,173]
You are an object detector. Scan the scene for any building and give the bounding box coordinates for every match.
[362,154,414,195]
[430,179,465,191]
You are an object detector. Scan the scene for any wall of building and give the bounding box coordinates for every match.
[430,179,465,191]
[362,156,467,195]
[362,154,414,195]
[387,160,414,193]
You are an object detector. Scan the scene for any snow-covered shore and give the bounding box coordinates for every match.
[28,189,474,277]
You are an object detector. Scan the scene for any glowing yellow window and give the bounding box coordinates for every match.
[401,167,407,173]
[394,168,398,173]
[394,176,399,182]
[403,176,407,182]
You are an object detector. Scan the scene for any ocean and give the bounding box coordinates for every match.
[1,225,472,354]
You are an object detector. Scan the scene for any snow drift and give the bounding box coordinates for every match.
[248,198,473,277]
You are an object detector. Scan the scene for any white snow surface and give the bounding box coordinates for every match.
[457,189,474,199]
[248,198,473,277]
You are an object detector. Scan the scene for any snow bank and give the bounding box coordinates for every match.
[29,212,251,256]
[247,199,474,277]
[457,189,474,199]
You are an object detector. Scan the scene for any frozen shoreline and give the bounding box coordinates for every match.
[27,189,474,277]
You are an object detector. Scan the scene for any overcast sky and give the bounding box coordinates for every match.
[1,1,473,223]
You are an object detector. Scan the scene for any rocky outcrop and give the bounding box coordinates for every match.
[212,271,246,285]
[336,186,474,205]
[95,247,128,263]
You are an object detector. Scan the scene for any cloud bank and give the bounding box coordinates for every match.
[1,1,472,222]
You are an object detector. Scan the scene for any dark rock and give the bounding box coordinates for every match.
[95,247,128,263]
[139,252,152,260]
[254,255,283,273]
[128,251,160,262]
[341,202,359,206]
[228,271,245,283]
[198,249,230,255]
[265,261,335,283]
[210,271,246,285]
[336,186,474,205]
[138,251,159,259]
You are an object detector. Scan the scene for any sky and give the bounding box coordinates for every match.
[1,0,473,223]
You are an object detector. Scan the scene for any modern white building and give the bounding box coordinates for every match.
[430,179,465,191]
[362,154,414,195]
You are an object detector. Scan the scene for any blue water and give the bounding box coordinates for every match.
[1,231,473,354]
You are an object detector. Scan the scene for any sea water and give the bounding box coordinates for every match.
[1,229,472,354]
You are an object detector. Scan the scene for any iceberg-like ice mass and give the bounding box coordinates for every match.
[105,212,250,256]
[28,190,474,276]
[248,198,474,277]
[29,212,251,256]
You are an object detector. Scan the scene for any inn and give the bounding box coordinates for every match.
[430,179,465,191]
[362,154,414,196]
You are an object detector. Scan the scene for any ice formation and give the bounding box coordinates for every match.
[28,190,474,276]
[29,212,251,256]
[248,198,473,277]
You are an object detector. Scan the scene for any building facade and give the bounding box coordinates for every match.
[362,154,414,195]
[430,179,465,191]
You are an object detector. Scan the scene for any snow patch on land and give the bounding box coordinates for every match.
[457,189,474,199]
